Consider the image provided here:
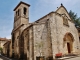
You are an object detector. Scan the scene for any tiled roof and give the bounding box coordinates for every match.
[0,38,9,41]
[3,40,11,46]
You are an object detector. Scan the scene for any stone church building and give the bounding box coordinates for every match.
[12,1,80,60]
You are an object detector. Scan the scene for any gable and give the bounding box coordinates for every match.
[56,5,71,20]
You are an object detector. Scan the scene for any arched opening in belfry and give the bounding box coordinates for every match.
[63,33,74,54]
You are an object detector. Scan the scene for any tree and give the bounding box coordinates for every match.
[0,47,2,51]
[0,47,2,53]
[69,10,80,27]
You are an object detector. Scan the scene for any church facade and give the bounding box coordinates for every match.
[12,1,80,60]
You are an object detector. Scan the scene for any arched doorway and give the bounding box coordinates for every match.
[63,33,74,54]
[67,42,71,53]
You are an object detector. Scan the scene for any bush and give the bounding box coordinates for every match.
[0,47,3,51]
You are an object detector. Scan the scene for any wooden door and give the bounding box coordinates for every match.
[67,43,71,53]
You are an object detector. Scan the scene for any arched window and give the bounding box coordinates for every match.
[23,7,27,15]
[16,9,20,16]
[18,9,20,16]
[16,11,18,16]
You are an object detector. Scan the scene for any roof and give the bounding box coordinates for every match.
[14,1,30,11]
[34,4,73,24]
[0,38,9,41]
[34,3,73,23]
[55,4,73,22]
[3,40,11,46]
[34,11,54,23]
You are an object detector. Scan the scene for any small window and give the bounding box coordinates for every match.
[63,16,69,26]
[23,7,27,15]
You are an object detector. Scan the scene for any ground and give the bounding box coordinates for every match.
[0,55,16,60]
[0,55,11,60]
[0,55,80,60]
[66,57,80,60]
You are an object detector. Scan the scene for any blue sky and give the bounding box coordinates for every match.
[0,0,80,39]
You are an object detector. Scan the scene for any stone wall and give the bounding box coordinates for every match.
[50,12,80,59]
[9,40,12,57]
[14,30,20,58]
[12,2,80,60]
[29,27,33,60]
[33,22,53,60]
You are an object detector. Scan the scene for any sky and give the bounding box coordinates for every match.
[0,0,80,39]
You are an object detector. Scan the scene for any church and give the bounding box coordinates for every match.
[11,1,80,60]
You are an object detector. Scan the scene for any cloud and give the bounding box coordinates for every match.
[6,35,11,39]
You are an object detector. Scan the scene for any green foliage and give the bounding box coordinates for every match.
[69,10,80,27]
[0,47,2,50]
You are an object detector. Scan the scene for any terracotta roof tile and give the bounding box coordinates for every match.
[0,38,9,41]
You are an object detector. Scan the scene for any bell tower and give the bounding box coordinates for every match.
[13,1,30,29]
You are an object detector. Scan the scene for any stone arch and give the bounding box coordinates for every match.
[63,32,74,54]
[19,33,24,59]
[63,32,74,42]
[19,29,29,60]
